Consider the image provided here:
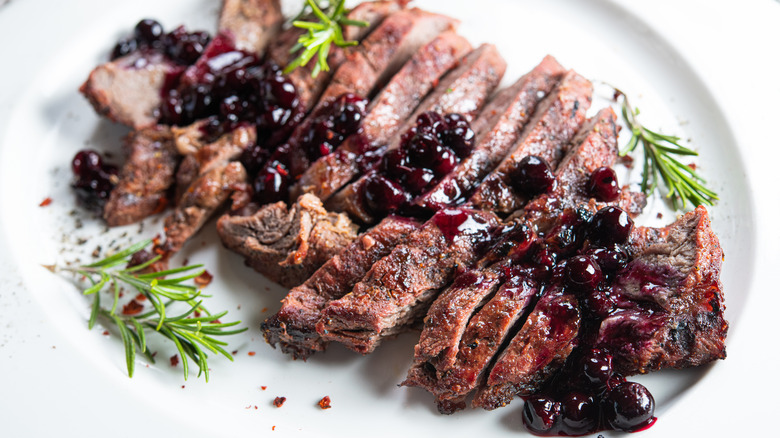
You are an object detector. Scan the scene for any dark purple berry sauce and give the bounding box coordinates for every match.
[362,112,475,217]
[512,155,556,197]
[246,93,369,205]
[71,149,119,211]
[110,19,211,66]
[588,166,620,202]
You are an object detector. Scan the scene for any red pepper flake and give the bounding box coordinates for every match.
[181,385,185,389]
[232,350,238,355]
[248,351,256,357]
[254,406,258,410]
[170,354,179,367]
[135,293,147,302]
[687,163,697,171]
[245,405,252,409]
[318,396,332,409]
[194,270,213,288]
[182,258,189,266]
[194,310,201,318]
[122,299,144,315]
[261,307,268,313]
[273,397,286,408]
[261,386,267,391]
[272,426,276,431]
[39,197,53,207]
[656,212,664,219]
[102,330,110,336]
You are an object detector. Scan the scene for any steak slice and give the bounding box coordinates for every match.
[469,70,593,215]
[216,194,359,288]
[162,126,256,253]
[293,31,471,201]
[262,216,421,359]
[277,10,462,178]
[415,55,566,211]
[597,206,727,375]
[317,208,499,354]
[80,51,183,129]
[473,290,580,410]
[218,0,283,55]
[327,43,507,223]
[103,126,179,226]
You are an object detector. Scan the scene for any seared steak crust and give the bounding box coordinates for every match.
[217,194,359,288]
[218,0,283,55]
[104,126,180,226]
[262,216,421,359]
[317,209,499,354]
[469,70,593,214]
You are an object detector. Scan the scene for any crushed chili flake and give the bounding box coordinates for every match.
[122,299,144,315]
[248,351,256,356]
[194,270,213,288]
[318,396,332,410]
[135,293,147,301]
[656,212,664,219]
[194,310,202,318]
[272,426,276,431]
[261,307,268,313]
[261,386,267,391]
[232,350,238,355]
[687,163,697,171]
[170,354,179,367]
[182,258,189,266]
[181,385,185,389]
[273,397,286,407]
[102,330,110,336]
[39,197,53,207]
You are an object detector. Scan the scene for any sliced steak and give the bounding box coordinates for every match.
[473,290,580,410]
[469,70,593,215]
[103,127,179,226]
[277,10,461,179]
[217,194,359,288]
[317,208,499,354]
[597,206,727,375]
[80,51,183,129]
[162,126,256,253]
[293,31,471,201]
[265,1,405,111]
[262,215,421,359]
[416,55,566,211]
[218,0,283,55]
[327,43,508,223]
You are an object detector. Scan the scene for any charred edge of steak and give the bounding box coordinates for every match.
[262,215,422,359]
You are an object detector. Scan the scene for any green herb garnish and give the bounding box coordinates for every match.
[46,239,246,381]
[284,0,368,77]
[617,90,718,210]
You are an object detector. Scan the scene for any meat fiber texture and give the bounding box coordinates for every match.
[103,126,180,226]
[262,215,421,359]
[217,194,359,288]
[218,0,283,55]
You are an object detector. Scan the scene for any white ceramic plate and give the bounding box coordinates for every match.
[1,0,779,436]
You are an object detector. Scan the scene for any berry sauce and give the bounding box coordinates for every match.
[71,150,119,211]
[470,206,657,436]
[111,19,211,66]
[362,112,475,217]
[246,93,369,204]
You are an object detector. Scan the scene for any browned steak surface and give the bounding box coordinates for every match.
[218,0,283,55]
[216,194,358,288]
[597,206,727,375]
[294,31,470,201]
[103,126,179,226]
[469,70,593,215]
[317,208,499,354]
[416,55,566,211]
[262,216,421,359]
[162,126,255,253]
[80,52,182,129]
[474,290,580,410]
[329,43,507,223]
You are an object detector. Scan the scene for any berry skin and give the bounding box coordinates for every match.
[512,155,555,197]
[588,206,634,245]
[588,166,620,201]
[602,382,656,432]
[565,255,603,293]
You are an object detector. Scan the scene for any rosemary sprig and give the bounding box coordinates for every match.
[284,0,368,77]
[616,90,719,210]
[46,239,246,381]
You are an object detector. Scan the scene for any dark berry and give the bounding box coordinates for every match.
[581,349,614,388]
[588,206,634,245]
[559,392,598,435]
[403,167,435,194]
[512,155,555,197]
[415,112,445,134]
[584,287,619,318]
[431,147,457,177]
[72,150,102,175]
[522,395,561,435]
[364,175,409,215]
[253,162,290,205]
[586,245,629,273]
[71,150,118,210]
[111,37,138,60]
[407,132,441,165]
[588,166,620,201]
[332,93,366,135]
[134,19,164,43]
[565,255,603,293]
[602,382,656,432]
[380,148,409,178]
[265,75,298,109]
[444,113,475,158]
